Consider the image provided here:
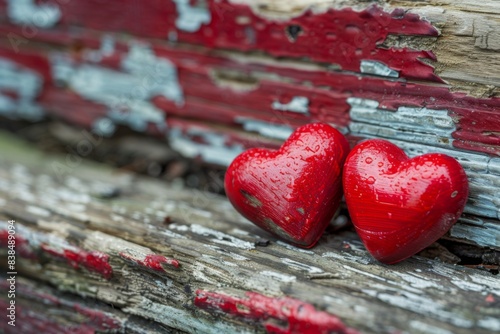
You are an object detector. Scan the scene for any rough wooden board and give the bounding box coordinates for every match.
[0,0,499,244]
[236,0,500,96]
[0,276,185,334]
[5,116,500,250]
[0,132,499,334]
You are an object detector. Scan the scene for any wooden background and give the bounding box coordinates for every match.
[0,1,499,333]
[0,0,499,250]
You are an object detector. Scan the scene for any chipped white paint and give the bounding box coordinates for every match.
[276,240,315,254]
[170,223,254,250]
[51,42,183,136]
[281,258,323,274]
[393,271,443,290]
[111,214,125,223]
[409,321,454,334]
[468,273,500,297]
[204,245,249,261]
[45,187,91,204]
[360,60,399,78]
[7,0,61,28]
[322,251,372,265]
[348,97,455,147]
[363,289,474,328]
[170,224,189,232]
[0,58,44,121]
[173,0,211,32]
[84,35,116,62]
[236,117,294,140]
[160,229,188,240]
[450,278,486,293]
[261,270,297,283]
[191,262,219,285]
[271,96,309,114]
[451,216,500,247]
[231,228,250,236]
[202,254,238,267]
[343,265,387,282]
[25,205,50,217]
[168,128,244,166]
[478,317,500,331]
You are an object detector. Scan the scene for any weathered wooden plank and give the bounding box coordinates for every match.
[0,0,498,248]
[0,0,498,92]
[0,131,499,333]
[0,275,186,333]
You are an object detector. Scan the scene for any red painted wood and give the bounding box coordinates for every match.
[119,252,180,271]
[40,244,113,280]
[0,229,36,259]
[0,7,498,156]
[0,1,438,81]
[195,289,359,334]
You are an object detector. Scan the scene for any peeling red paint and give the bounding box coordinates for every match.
[0,230,36,259]
[197,3,439,82]
[194,290,359,334]
[0,1,498,157]
[0,1,438,82]
[119,252,180,271]
[41,244,113,280]
[0,37,499,156]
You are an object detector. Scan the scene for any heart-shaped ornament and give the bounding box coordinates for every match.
[343,139,468,264]
[225,123,350,248]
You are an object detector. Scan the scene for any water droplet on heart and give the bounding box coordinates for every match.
[451,191,458,198]
[421,171,432,179]
[365,157,373,164]
[366,176,376,184]
[378,162,384,167]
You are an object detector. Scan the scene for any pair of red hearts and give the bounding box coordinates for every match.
[225,123,468,264]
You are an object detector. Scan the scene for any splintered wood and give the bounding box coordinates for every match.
[0,0,498,249]
[0,1,499,332]
[0,132,498,333]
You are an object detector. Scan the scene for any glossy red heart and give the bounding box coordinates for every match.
[225,123,350,248]
[343,139,468,264]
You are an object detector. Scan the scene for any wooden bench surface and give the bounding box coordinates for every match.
[0,0,499,332]
[0,131,498,334]
[0,0,499,251]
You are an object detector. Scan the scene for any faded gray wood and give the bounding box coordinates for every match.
[0,276,185,334]
[0,131,499,334]
[1,0,499,250]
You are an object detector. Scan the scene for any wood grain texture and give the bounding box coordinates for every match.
[0,131,499,333]
[0,1,498,247]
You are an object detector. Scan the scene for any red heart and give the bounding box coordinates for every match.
[343,139,468,264]
[225,123,350,248]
